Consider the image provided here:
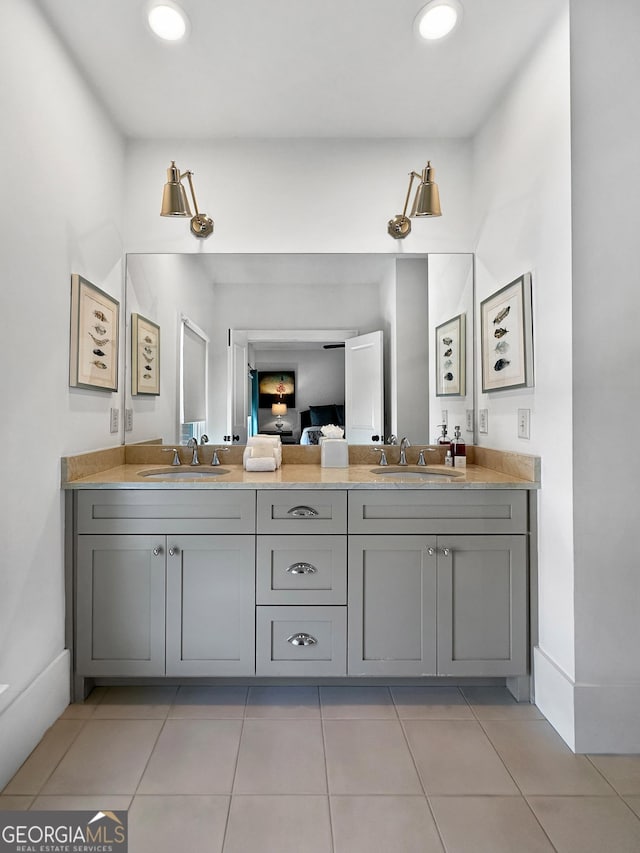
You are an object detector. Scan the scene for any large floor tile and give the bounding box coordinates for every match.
[0,796,33,810]
[324,719,422,794]
[234,719,326,794]
[461,686,544,720]
[30,795,132,811]
[40,719,163,796]
[587,754,640,795]
[625,796,640,818]
[223,795,332,853]
[138,719,242,794]
[2,720,85,795]
[430,795,555,853]
[246,685,319,718]
[129,795,229,853]
[528,795,640,853]
[482,720,616,795]
[320,686,396,719]
[403,719,518,795]
[331,795,444,853]
[59,687,108,719]
[169,685,247,719]
[391,686,473,719]
[91,685,177,719]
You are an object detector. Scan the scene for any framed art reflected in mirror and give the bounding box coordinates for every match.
[481,273,534,393]
[131,313,160,395]
[435,313,465,397]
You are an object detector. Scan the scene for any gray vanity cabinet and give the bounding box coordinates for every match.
[76,534,166,677]
[347,535,438,676]
[74,490,256,678]
[436,534,527,676]
[347,491,529,678]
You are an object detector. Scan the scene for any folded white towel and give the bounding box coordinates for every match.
[245,456,277,472]
[244,435,282,468]
[250,441,276,458]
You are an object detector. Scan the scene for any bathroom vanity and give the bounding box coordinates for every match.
[63,445,539,700]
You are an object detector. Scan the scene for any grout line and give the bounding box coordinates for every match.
[25,717,90,802]
[319,689,336,853]
[396,717,448,852]
[220,703,248,851]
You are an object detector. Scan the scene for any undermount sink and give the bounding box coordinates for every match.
[369,466,463,480]
[139,467,231,479]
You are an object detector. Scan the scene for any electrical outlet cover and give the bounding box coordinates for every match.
[465,409,473,432]
[518,408,531,439]
[441,409,448,426]
[109,407,119,434]
[479,409,488,434]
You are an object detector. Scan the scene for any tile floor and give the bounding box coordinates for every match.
[2,685,640,852]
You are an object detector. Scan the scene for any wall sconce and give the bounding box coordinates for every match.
[160,161,214,238]
[271,402,288,430]
[387,161,441,239]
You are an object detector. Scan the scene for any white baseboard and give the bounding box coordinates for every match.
[0,651,70,789]
[533,645,576,750]
[574,681,640,753]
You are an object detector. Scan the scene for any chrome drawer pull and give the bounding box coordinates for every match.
[287,505,319,518]
[287,632,318,646]
[286,562,318,575]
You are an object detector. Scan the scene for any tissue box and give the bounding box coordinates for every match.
[320,438,349,468]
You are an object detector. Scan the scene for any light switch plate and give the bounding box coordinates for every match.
[479,409,488,434]
[109,407,119,434]
[518,408,531,439]
[125,408,134,432]
[441,409,448,426]
[465,409,474,432]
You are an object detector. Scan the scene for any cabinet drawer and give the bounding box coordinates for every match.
[257,490,347,534]
[348,490,527,534]
[256,606,346,676]
[257,535,347,605]
[76,490,256,534]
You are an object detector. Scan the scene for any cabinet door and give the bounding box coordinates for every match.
[437,535,528,676]
[348,535,437,676]
[76,535,165,676]
[165,535,255,675]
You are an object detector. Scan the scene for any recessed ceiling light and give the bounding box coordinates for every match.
[414,0,463,41]
[147,3,189,42]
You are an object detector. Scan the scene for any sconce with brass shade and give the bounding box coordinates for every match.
[161,161,214,238]
[387,161,441,239]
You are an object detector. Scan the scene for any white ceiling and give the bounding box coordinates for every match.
[35,0,565,139]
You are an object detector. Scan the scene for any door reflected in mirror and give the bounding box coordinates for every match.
[124,253,475,447]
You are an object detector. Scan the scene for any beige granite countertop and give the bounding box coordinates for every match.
[62,446,540,489]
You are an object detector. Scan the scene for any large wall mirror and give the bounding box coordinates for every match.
[124,253,475,446]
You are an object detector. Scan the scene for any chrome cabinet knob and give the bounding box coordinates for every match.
[287,632,318,646]
[152,545,163,556]
[286,562,317,575]
[168,546,179,556]
[441,547,451,556]
[427,547,436,556]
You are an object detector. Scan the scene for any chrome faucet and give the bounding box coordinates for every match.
[187,437,200,466]
[398,436,411,465]
[211,447,230,466]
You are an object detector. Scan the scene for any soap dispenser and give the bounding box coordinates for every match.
[451,425,466,468]
[435,424,450,446]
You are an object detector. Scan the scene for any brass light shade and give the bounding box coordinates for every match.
[160,161,214,238]
[161,163,191,216]
[387,160,442,239]
[410,163,441,217]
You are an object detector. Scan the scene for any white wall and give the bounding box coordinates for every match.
[569,0,640,752]
[124,139,472,255]
[0,0,124,786]
[470,9,575,742]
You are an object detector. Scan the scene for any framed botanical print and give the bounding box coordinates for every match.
[435,313,465,397]
[480,273,534,392]
[69,274,119,391]
[131,313,160,395]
